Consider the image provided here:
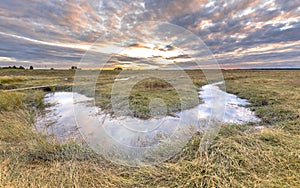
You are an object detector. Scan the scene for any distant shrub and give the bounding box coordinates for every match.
[114,67,123,71]
[29,66,34,70]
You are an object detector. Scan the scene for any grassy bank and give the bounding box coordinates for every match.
[0,69,205,118]
[0,69,299,187]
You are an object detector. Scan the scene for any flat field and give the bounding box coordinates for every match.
[0,69,299,187]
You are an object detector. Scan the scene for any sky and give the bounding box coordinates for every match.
[0,0,299,69]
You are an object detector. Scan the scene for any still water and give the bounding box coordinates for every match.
[36,82,260,143]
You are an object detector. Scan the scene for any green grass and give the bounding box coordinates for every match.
[0,69,74,90]
[127,77,199,118]
[0,69,206,118]
[0,69,299,187]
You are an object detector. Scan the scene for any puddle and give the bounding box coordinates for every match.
[37,82,259,141]
[36,92,93,142]
[36,82,260,163]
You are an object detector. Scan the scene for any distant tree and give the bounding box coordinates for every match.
[12,65,16,69]
[29,66,34,70]
[19,66,25,69]
[8,66,11,69]
[71,66,77,70]
[50,68,54,70]
[114,67,123,71]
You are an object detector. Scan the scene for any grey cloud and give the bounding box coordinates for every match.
[0,0,299,68]
[0,35,85,64]
[166,54,191,60]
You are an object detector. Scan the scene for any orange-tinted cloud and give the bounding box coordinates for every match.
[0,0,299,69]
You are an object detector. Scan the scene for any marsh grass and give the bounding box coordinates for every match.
[0,69,299,187]
[129,78,183,118]
[94,71,203,118]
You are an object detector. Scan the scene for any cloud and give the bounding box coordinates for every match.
[165,54,191,60]
[0,0,299,69]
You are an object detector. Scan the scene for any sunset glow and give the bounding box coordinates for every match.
[0,0,299,69]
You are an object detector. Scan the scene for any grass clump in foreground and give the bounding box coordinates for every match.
[0,69,299,187]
